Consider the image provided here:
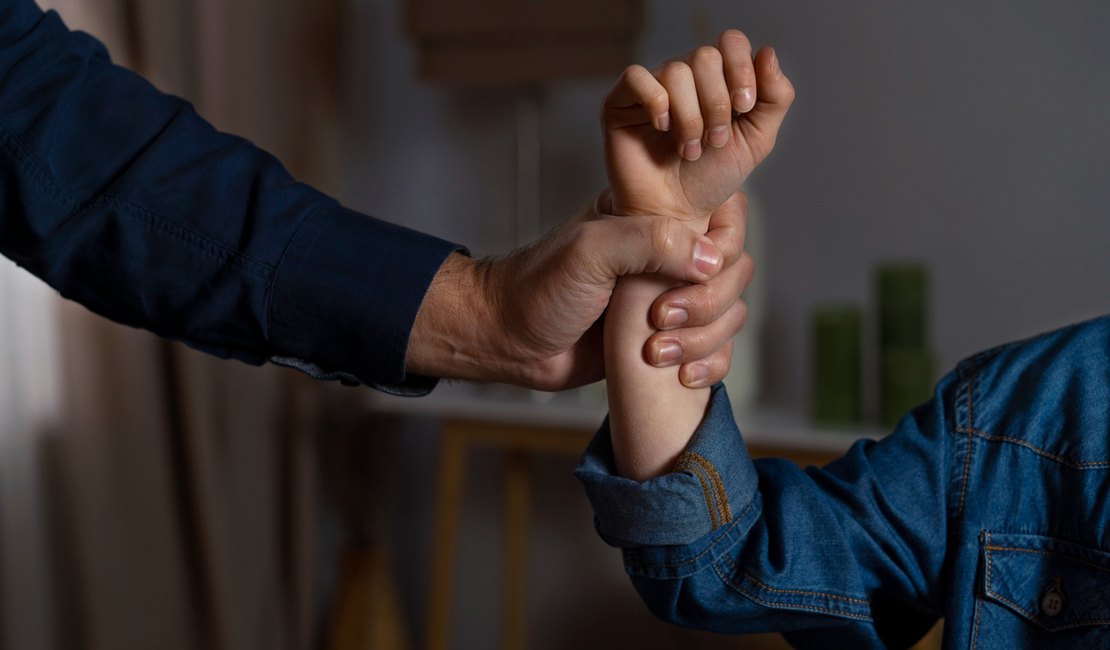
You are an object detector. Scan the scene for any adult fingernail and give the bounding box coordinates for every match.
[662,307,689,328]
[684,363,711,386]
[708,125,729,148]
[733,88,755,113]
[682,139,702,161]
[693,238,721,276]
[653,340,683,366]
[657,111,671,132]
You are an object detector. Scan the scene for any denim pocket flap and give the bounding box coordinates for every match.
[983,532,1110,632]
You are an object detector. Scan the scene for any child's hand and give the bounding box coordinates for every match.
[603,30,795,224]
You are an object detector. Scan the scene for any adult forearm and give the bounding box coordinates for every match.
[0,4,462,389]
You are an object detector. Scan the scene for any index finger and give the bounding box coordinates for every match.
[602,64,671,132]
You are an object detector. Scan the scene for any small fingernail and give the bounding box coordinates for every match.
[708,125,729,148]
[733,88,755,113]
[684,363,711,387]
[662,307,689,328]
[693,238,722,277]
[653,340,683,366]
[771,49,783,78]
[682,139,702,161]
[657,111,671,132]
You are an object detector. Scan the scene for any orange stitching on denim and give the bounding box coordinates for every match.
[959,429,1110,469]
[713,566,873,622]
[676,456,720,530]
[718,555,871,605]
[681,452,732,522]
[971,531,990,650]
[984,545,1110,574]
[743,572,871,604]
[957,359,977,518]
[985,588,1110,629]
[983,539,1110,629]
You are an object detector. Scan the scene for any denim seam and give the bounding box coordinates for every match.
[957,356,979,518]
[985,590,1110,630]
[632,496,757,571]
[676,451,731,526]
[984,545,1110,574]
[684,452,731,521]
[972,530,991,650]
[718,555,871,605]
[960,428,1110,469]
[679,461,720,530]
[983,536,1110,631]
[713,561,873,621]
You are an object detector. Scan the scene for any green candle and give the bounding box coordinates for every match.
[876,264,928,350]
[811,305,863,427]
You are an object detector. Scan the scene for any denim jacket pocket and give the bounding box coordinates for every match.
[974,532,1110,648]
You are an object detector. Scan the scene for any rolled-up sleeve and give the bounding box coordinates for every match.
[575,384,762,561]
[575,377,956,648]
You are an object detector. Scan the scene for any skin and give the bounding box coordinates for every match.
[602,30,796,481]
[405,168,756,392]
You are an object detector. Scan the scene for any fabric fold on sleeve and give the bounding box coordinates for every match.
[268,202,465,394]
[575,384,761,557]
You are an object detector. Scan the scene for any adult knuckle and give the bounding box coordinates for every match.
[649,218,678,259]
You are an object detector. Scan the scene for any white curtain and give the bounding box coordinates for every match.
[0,258,64,650]
[0,1,341,648]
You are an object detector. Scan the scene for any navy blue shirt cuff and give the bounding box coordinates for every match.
[268,202,465,394]
[575,384,761,551]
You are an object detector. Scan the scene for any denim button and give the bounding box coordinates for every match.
[1041,584,1065,618]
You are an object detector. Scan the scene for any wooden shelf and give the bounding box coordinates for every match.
[365,382,884,456]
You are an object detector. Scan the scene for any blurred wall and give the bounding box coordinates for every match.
[337,2,1109,647]
[340,0,1110,412]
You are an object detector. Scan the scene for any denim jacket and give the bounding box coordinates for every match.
[577,315,1110,648]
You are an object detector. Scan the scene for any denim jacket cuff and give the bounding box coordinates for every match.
[575,384,761,575]
[268,202,464,393]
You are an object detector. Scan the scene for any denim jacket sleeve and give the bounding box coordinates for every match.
[0,1,462,394]
[576,377,958,648]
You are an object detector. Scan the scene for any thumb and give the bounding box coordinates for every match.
[583,200,724,284]
[738,47,795,165]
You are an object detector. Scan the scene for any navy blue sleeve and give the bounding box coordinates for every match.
[0,1,462,392]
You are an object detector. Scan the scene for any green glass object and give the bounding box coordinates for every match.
[876,264,928,350]
[811,306,862,426]
[879,349,934,428]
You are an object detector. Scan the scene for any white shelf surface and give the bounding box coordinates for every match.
[366,382,885,456]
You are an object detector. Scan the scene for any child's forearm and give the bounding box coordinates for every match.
[605,273,711,481]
